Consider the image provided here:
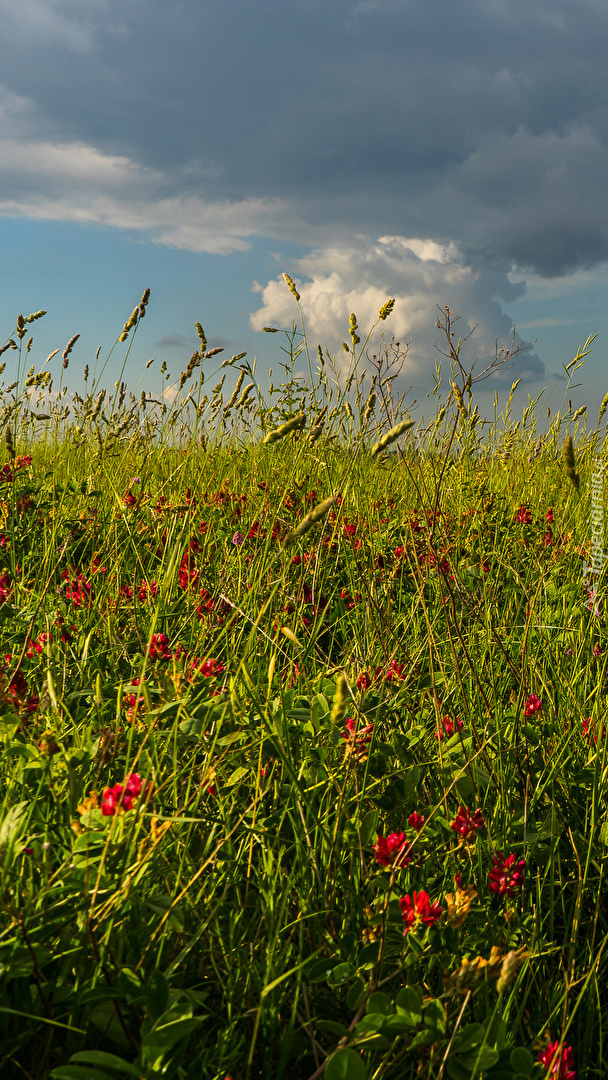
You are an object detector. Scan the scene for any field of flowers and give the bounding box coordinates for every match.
[0,289,606,1078]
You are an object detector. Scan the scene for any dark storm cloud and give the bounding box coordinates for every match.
[1,0,607,274]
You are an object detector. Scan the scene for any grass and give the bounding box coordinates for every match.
[0,291,605,1079]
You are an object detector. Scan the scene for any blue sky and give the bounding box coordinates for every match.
[1,0,608,421]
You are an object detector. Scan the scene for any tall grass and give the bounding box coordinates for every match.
[0,289,605,1079]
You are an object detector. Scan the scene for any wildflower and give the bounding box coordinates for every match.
[546,509,554,523]
[481,559,490,573]
[450,806,485,842]
[149,633,172,660]
[525,693,542,716]
[407,811,425,832]
[445,883,477,928]
[399,890,443,935]
[100,773,152,817]
[538,1042,576,1080]
[232,531,244,545]
[436,715,463,740]
[373,832,412,868]
[515,505,532,524]
[341,717,374,758]
[356,670,372,691]
[488,851,525,899]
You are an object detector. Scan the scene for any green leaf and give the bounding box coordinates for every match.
[49,1068,113,1080]
[453,1023,484,1053]
[68,1051,142,1077]
[308,957,341,983]
[460,1045,500,1070]
[357,940,380,969]
[325,1048,368,1080]
[359,808,379,847]
[147,970,170,1020]
[141,1017,204,1060]
[424,999,446,1035]
[326,961,356,986]
[395,985,422,1026]
[510,1047,534,1075]
[366,992,394,1016]
[0,801,29,850]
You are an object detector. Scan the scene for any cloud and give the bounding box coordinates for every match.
[0,89,292,254]
[0,0,106,52]
[250,236,544,392]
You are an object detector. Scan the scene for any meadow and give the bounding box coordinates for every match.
[0,284,605,1079]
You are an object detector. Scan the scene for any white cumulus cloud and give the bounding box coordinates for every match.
[250,236,544,391]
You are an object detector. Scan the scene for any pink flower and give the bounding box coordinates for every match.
[525,693,542,716]
[515,505,532,524]
[341,717,374,758]
[373,832,412,868]
[546,509,554,523]
[149,633,172,660]
[488,851,525,898]
[435,715,463,740]
[407,811,425,832]
[538,1041,576,1080]
[450,806,485,842]
[399,890,443,935]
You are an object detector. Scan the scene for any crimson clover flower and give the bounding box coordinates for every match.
[525,693,542,716]
[488,851,525,899]
[450,806,485,842]
[399,890,443,935]
[515,505,533,524]
[538,1041,577,1080]
[546,509,554,522]
[373,832,412,868]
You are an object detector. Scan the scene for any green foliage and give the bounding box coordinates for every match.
[0,295,605,1078]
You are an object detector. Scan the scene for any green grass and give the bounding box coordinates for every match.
[0,295,605,1079]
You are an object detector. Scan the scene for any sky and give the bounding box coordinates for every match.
[1,0,608,425]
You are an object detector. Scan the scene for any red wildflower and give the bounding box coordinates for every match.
[407,811,425,832]
[399,890,443,935]
[525,693,542,716]
[342,717,374,758]
[100,773,152,816]
[546,509,554,523]
[538,1041,576,1080]
[149,633,172,660]
[515,505,532,524]
[356,670,372,691]
[435,715,463,740]
[488,851,525,898]
[451,806,485,842]
[373,832,412,868]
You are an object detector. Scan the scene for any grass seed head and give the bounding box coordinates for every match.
[378,298,395,321]
[562,434,580,490]
[282,493,338,548]
[330,674,348,725]
[283,273,301,302]
[263,413,306,444]
[371,418,414,457]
